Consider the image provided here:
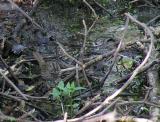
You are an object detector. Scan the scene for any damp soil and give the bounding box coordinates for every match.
[0,0,159,121]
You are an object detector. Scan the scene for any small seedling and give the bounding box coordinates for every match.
[51,80,85,117]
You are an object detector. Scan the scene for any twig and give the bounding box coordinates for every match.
[100,16,129,86]
[19,94,48,100]
[56,41,83,66]
[147,14,160,26]
[79,19,92,90]
[75,63,82,96]
[0,56,24,88]
[84,98,120,121]
[76,94,100,116]
[81,19,88,58]
[0,70,28,100]
[88,18,98,33]
[115,59,160,84]
[100,97,120,115]
[0,114,33,122]
[63,72,75,83]
[75,64,80,84]
[4,55,57,76]
[18,109,35,120]
[144,87,152,102]
[82,68,92,88]
[2,79,6,92]
[117,100,160,109]
[60,49,120,74]
[144,42,159,121]
[93,0,113,17]
[82,12,154,119]
[60,38,150,74]
[7,0,44,32]
[0,92,54,116]
[83,0,98,18]
[64,112,68,122]
[61,101,65,115]
[13,0,42,40]
[79,0,99,91]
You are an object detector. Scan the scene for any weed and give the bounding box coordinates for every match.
[51,81,85,117]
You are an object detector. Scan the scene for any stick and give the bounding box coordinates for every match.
[0,70,28,100]
[7,0,44,32]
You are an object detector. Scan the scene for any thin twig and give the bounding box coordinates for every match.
[13,0,42,40]
[60,38,150,74]
[56,41,83,66]
[0,71,28,100]
[0,56,24,87]
[82,12,154,119]
[79,0,99,90]
[75,94,100,116]
[7,0,44,32]
[18,109,35,120]
[117,100,160,109]
[75,64,80,84]
[115,59,160,84]
[0,92,54,116]
[100,16,129,86]
[93,0,113,17]
[83,0,98,18]
[88,18,98,33]
[82,68,92,92]
[51,11,154,120]
[81,19,88,58]
[84,98,120,120]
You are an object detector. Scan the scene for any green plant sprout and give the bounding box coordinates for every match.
[51,80,85,117]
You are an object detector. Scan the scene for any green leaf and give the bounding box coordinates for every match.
[69,82,76,92]
[9,117,16,122]
[72,103,79,108]
[66,82,73,93]
[71,82,75,88]
[140,106,149,112]
[57,81,65,90]
[52,88,61,98]
[121,57,134,69]
[75,87,86,91]
[25,85,35,92]
[63,87,70,96]
[66,82,71,89]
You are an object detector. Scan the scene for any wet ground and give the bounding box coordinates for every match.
[0,0,159,121]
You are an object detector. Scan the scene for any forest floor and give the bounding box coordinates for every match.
[0,0,160,122]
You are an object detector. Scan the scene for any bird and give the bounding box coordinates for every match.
[0,37,26,59]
